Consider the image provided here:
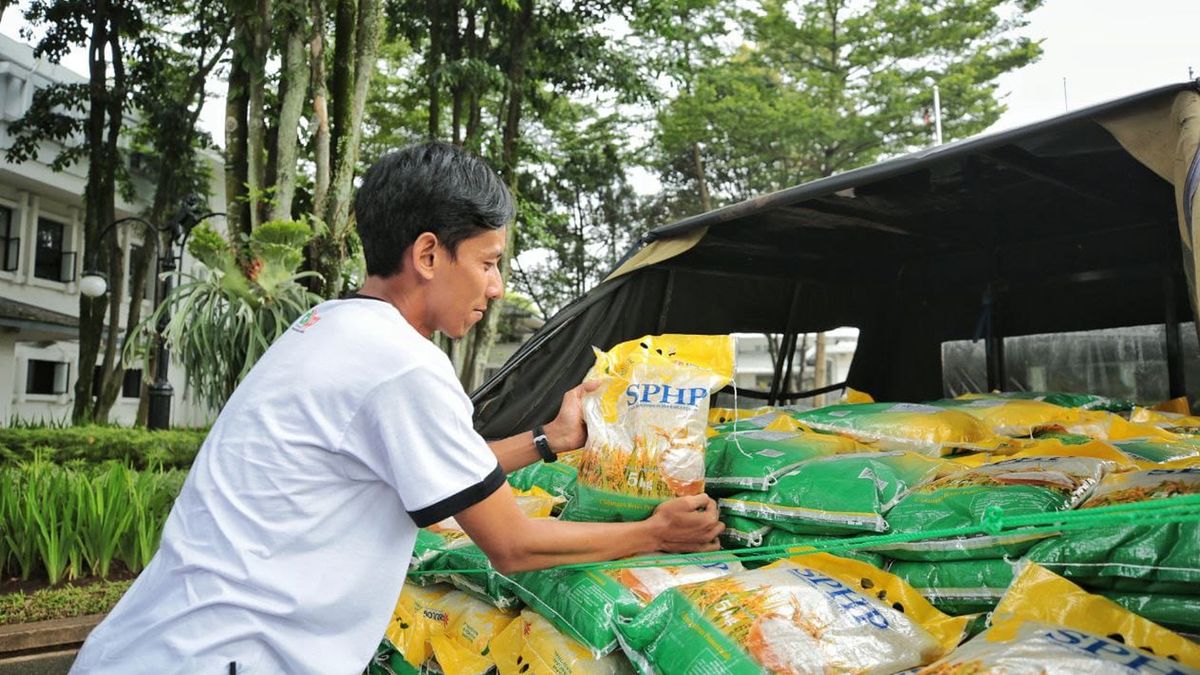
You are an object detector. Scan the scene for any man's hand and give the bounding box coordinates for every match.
[542,380,600,453]
[647,494,724,553]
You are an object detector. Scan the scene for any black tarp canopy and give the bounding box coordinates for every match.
[473,81,1200,438]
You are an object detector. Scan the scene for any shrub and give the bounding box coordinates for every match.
[0,426,206,469]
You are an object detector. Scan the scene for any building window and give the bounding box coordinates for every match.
[26,359,70,395]
[91,366,145,399]
[0,206,18,272]
[34,217,75,282]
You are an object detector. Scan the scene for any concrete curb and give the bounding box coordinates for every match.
[0,613,101,657]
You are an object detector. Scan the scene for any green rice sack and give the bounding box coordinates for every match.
[879,456,1113,561]
[719,451,950,536]
[506,455,580,503]
[1103,592,1200,635]
[718,515,772,549]
[704,429,861,494]
[617,553,968,675]
[507,557,743,656]
[957,391,1136,413]
[790,403,1014,456]
[1027,467,1200,595]
[887,558,1019,615]
[709,411,793,435]
[421,541,520,610]
[759,530,886,568]
[1111,437,1200,464]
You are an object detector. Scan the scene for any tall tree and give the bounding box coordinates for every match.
[651,0,1044,216]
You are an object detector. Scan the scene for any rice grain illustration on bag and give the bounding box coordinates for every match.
[565,334,735,522]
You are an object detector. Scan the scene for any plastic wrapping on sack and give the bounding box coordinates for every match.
[790,403,1016,456]
[880,455,1115,561]
[507,556,744,656]
[719,451,951,535]
[916,564,1200,673]
[1131,407,1200,435]
[1111,437,1200,464]
[708,406,773,426]
[1104,592,1200,635]
[617,553,967,675]
[927,397,1086,437]
[957,390,1136,412]
[704,428,862,494]
[507,451,582,504]
[759,530,886,568]
[565,335,735,522]
[491,609,634,675]
[718,514,772,549]
[887,558,1019,615]
[384,583,454,670]
[709,410,803,435]
[1048,410,1179,442]
[1027,466,1200,594]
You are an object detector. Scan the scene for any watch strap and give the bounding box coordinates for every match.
[532,424,556,463]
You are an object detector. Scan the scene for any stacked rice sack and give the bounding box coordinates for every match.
[375,353,1200,673]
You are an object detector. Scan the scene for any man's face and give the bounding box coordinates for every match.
[429,227,506,339]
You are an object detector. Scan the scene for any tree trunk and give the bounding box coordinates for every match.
[813,331,827,407]
[225,20,251,240]
[330,0,356,157]
[310,0,331,217]
[245,0,272,230]
[270,16,310,222]
[463,9,486,150]
[72,3,113,424]
[692,142,712,212]
[457,0,533,392]
[314,0,381,298]
[425,0,442,138]
[448,0,462,144]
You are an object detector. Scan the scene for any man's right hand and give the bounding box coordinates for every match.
[648,494,725,553]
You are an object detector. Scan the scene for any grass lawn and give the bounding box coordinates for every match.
[0,579,132,625]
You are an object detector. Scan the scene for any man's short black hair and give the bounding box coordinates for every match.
[354,141,514,277]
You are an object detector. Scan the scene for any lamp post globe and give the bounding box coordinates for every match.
[79,273,108,298]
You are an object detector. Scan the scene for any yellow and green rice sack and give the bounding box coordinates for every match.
[1027,466,1200,595]
[927,397,1087,437]
[957,390,1136,413]
[790,402,1016,456]
[618,552,968,675]
[887,558,1019,615]
[879,455,1115,561]
[704,428,862,494]
[718,451,951,535]
[915,564,1200,673]
[492,609,634,675]
[1131,407,1200,435]
[565,334,735,522]
[507,556,743,656]
[758,530,886,568]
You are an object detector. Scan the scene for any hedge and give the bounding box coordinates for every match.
[0,426,206,469]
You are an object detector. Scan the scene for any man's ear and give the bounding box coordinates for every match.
[410,232,440,280]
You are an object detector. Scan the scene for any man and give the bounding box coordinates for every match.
[71,142,723,674]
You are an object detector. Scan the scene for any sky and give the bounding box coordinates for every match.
[2,0,1198,179]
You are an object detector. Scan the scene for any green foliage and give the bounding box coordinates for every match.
[647,0,1045,217]
[0,579,134,626]
[0,426,205,469]
[131,223,322,411]
[0,462,185,585]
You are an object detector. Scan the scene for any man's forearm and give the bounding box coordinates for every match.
[489,518,664,574]
[486,422,577,473]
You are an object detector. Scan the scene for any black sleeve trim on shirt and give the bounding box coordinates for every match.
[408,463,507,527]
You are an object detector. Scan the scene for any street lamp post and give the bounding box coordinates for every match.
[80,195,214,430]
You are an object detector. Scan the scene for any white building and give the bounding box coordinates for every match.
[729,328,859,407]
[0,33,220,427]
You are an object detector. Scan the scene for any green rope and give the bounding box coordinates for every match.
[406,493,1200,577]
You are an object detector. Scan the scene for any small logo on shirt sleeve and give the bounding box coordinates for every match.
[290,308,321,333]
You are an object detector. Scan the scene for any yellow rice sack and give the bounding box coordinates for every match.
[428,592,519,675]
[929,397,1088,437]
[492,609,633,675]
[565,334,735,522]
[384,583,454,669]
[1052,410,1179,442]
[790,402,1017,456]
[1131,407,1200,435]
[917,564,1200,673]
[618,552,968,674]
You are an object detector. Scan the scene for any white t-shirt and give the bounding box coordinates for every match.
[71,297,505,675]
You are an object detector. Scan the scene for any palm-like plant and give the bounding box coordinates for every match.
[128,219,323,412]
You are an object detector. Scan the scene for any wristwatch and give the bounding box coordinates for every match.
[532,424,557,463]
